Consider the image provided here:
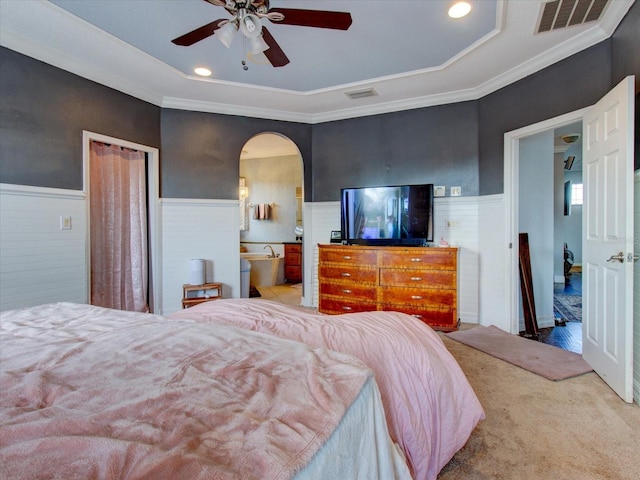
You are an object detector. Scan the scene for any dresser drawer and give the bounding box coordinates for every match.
[379,249,456,269]
[382,304,457,330]
[320,282,377,302]
[379,287,455,308]
[380,268,456,289]
[319,297,377,314]
[319,248,377,266]
[319,265,377,284]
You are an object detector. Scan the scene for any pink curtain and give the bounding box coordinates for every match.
[90,141,148,312]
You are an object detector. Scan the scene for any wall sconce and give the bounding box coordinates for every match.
[239,177,249,199]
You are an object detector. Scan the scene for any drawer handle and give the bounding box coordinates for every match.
[342,289,352,294]
[342,306,353,311]
[410,295,423,300]
[341,272,352,277]
[342,255,352,260]
[410,277,423,281]
[410,258,423,262]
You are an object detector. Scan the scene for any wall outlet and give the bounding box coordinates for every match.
[434,186,446,197]
[451,186,462,197]
[60,216,72,230]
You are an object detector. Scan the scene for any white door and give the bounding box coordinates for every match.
[582,76,635,403]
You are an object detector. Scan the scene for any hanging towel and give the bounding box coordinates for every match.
[253,204,271,220]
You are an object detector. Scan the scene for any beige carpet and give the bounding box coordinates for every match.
[445,325,592,381]
[437,329,640,480]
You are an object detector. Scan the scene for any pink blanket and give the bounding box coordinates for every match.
[0,302,372,480]
[170,299,485,480]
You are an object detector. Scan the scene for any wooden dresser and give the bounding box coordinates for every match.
[284,242,302,283]
[318,244,459,331]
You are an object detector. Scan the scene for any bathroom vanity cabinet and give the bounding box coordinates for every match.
[284,242,302,284]
[318,244,459,331]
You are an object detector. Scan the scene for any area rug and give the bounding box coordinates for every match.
[445,325,592,381]
[554,294,582,322]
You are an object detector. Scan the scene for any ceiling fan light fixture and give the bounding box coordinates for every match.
[562,134,580,144]
[217,21,238,48]
[249,35,269,55]
[448,2,472,19]
[240,13,262,38]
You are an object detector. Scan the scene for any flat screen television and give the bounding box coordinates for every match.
[340,184,434,246]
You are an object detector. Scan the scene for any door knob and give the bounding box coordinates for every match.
[606,252,625,263]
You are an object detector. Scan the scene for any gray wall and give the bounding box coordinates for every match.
[0,0,638,197]
[311,101,479,202]
[0,47,160,190]
[160,109,311,200]
[478,41,612,195]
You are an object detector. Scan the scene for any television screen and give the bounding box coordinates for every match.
[341,184,434,245]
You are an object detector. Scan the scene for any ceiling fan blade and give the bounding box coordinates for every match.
[261,27,289,67]
[171,19,226,46]
[267,8,352,30]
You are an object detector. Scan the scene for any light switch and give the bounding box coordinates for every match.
[60,216,72,230]
[451,186,462,197]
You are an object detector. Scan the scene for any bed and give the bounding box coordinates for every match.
[0,302,411,480]
[169,299,485,480]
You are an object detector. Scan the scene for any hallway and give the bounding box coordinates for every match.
[538,273,582,354]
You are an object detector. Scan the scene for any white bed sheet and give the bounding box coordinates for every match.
[296,376,411,480]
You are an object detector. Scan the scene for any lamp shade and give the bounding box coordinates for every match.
[249,34,269,55]
[217,21,238,48]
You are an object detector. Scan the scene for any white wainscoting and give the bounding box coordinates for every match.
[0,184,87,311]
[302,201,341,308]
[633,170,639,406]
[0,187,513,332]
[160,198,240,315]
[477,194,509,330]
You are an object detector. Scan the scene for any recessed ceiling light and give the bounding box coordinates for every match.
[448,1,472,19]
[194,67,212,77]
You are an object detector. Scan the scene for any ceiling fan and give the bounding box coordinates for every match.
[171,0,353,67]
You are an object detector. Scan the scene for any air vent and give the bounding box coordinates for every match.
[345,88,378,100]
[536,0,609,33]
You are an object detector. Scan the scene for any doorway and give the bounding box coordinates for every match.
[505,77,635,403]
[82,131,161,313]
[238,133,303,302]
[504,108,588,336]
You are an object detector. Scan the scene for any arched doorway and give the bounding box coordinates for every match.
[238,133,304,304]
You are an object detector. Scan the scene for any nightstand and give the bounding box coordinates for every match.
[182,282,222,309]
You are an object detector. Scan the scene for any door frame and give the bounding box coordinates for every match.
[504,107,588,335]
[82,131,162,313]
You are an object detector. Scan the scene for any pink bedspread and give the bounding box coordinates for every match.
[170,299,485,480]
[0,302,372,480]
